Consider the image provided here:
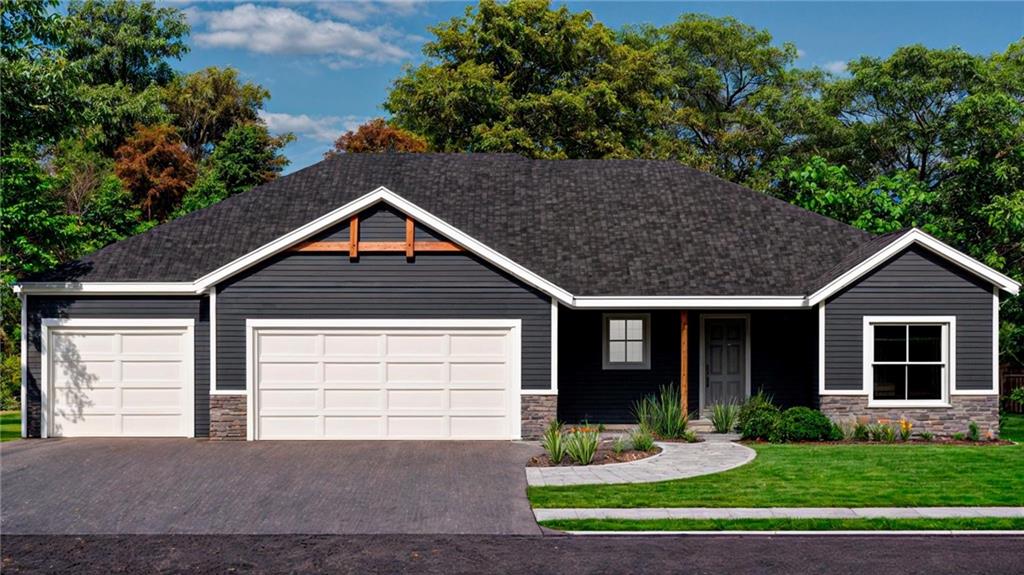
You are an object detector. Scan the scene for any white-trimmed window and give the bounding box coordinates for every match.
[603,313,651,370]
[864,316,955,407]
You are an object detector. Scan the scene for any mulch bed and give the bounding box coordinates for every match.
[528,446,661,467]
[741,439,1014,446]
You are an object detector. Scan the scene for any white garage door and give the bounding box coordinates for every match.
[253,321,520,440]
[43,320,194,438]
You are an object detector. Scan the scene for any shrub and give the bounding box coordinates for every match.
[952,432,966,441]
[1010,387,1024,404]
[828,422,845,441]
[770,407,834,443]
[633,384,689,439]
[611,435,628,455]
[630,427,655,451]
[540,420,566,463]
[564,428,600,465]
[682,429,699,443]
[918,431,934,442]
[877,424,896,443]
[853,423,869,441]
[737,393,780,440]
[898,418,913,441]
[709,403,739,433]
[968,421,980,442]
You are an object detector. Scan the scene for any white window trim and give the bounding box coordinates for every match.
[19,294,27,437]
[601,313,651,370]
[863,315,955,408]
[244,318,522,441]
[39,318,196,439]
[699,314,752,415]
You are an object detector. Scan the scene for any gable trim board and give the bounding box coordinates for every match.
[39,317,196,438]
[244,318,523,440]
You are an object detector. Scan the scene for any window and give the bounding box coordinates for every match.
[603,314,650,370]
[864,317,953,406]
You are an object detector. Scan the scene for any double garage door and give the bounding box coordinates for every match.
[253,322,519,440]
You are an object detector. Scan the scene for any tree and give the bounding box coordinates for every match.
[65,0,189,89]
[176,123,292,214]
[625,15,825,186]
[162,67,270,160]
[114,124,196,221]
[0,0,84,149]
[385,0,667,159]
[326,118,428,155]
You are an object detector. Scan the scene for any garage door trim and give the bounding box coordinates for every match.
[40,318,196,438]
[245,318,522,441]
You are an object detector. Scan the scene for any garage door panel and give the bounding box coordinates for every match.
[255,326,515,440]
[259,333,319,356]
[259,388,319,409]
[324,388,383,409]
[386,362,446,384]
[324,416,383,438]
[324,334,382,357]
[323,362,381,383]
[47,325,191,437]
[259,362,318,383]
[121,333,183,354]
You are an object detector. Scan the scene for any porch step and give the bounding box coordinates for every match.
[689,419,714,432]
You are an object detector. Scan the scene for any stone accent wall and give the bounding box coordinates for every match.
[820,395,1000,438]
[521,395,558,440]
[210,395,247,440]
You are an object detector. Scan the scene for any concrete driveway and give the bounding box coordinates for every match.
[0,439,541,535]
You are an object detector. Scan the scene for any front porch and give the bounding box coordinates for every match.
[555,307,819,424]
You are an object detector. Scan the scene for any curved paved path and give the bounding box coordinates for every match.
[525,434,755,487]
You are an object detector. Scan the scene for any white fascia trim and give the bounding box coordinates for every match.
[41,318,196,328]
[573,296,806,309]
[19,293,27,438]
[12,282,195,295]
[993,285,1000,394]
[808,229,1020,306]
[193,187,574,304]
[550,298,559,394]
[818,301,827,395]
[247,318,524,330]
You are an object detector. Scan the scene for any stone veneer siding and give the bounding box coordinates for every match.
[210,395,247,440]
[522,395,558,440]
[820,395,1000,438]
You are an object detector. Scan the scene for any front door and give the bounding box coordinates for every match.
[704,317,747,411]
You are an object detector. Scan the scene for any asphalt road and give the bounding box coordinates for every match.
[3,534,1021,574]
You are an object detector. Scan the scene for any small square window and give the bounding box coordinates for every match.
[867,319,949,405]
[603,313,650,370]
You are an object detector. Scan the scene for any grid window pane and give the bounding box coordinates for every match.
[609,319,625,341]
[874,325,906,362]
[626,341,644,362]
[626,319,643,341]
[873,365,906,400]
[609,341,626,363]
[909,326,942,362]
[907,365,943,400]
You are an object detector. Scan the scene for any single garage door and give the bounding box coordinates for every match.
[252,321,520,440]
[43,320,194,438]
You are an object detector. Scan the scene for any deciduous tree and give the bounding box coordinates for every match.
[326,118,428,155]
[114,124,196,221]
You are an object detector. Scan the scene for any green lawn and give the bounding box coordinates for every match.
[529,443,1024,508]
[1001,412,1024,443]
[1,410,20,442]
[541,517,1024,532]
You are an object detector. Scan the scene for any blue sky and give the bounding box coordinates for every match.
[174,1,1024,172]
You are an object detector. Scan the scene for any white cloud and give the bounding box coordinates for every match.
[318,1,422,22]
[259,111,368,143]
[824,60,849,74]
[192,4,411,65]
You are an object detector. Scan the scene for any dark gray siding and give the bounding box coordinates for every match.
[24,296,210,438]
[824,245,994,391]
[311,204,444,242]
[216,220,551,391]
[558,309,818,423]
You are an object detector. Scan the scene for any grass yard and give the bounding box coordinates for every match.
[1001,412,1024,443]
[1,410,20,442]
[540,517,1024,532]
[528,443,1024,509]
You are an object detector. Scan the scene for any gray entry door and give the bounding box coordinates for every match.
[704,318,747,410]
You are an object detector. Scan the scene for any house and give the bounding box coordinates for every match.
[13,154,1020,440]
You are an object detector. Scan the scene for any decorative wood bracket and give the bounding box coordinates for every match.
[288,214,463,259]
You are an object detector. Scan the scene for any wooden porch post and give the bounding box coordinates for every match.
[680,310,689,415]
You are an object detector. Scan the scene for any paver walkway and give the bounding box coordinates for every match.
[525,434,755,487]
[534,507,1024,521]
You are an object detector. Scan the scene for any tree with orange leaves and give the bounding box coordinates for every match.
[114,124,196,221]
[325,118,428,156]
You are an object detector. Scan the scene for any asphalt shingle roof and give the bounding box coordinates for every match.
[29,153,884,297]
